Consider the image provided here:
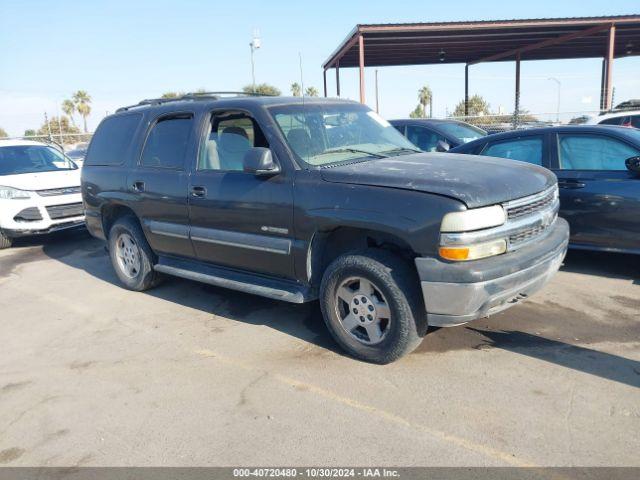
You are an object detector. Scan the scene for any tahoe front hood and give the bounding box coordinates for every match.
[320,152,556,208]
[0,169,81,191]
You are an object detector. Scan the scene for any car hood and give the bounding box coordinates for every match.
[319,152,556,208]
[0,169,81,191]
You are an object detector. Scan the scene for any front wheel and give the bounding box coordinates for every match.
[319,249,426,364]
[0,230,13,250]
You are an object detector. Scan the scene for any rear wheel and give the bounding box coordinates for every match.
[0,230,12,250]
[108,216,161,291]
[319,249,426,364]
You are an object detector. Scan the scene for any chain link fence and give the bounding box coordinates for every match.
[444,110,601,134]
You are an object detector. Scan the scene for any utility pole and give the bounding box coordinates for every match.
[249,29,261,93]
[44,112,52,141]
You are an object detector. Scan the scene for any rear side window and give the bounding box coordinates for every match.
[85,113,142,166]
[483,136,543,165]
[406,125,445,152]
[141,114,193,169]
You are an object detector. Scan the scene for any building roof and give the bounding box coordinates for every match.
[322,15,640,69]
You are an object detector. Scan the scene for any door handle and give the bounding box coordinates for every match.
[558,180,585,189]
[132,181,145,192]
[191,186,207,198]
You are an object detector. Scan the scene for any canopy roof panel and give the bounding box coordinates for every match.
[322,15,640,69]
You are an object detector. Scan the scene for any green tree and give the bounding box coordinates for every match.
[290,83,301,96]
[0,127,7,138]
[24,129,36,137]
[242,83,281,96]
[62,99,77,128]
[161,91,183,98]
[452,94,491,117]
[409,104,424,118]
[305,86,319,97]
[37,116,81,144]
[72,90,92,133]
[418,85,432,118]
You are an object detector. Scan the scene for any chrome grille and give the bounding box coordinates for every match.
[37,186,81,197]
[509,225,546,247]
[506,187,557,220]
[46,203,84,220]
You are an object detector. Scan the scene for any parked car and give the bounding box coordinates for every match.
[450,125,640,254]
[586,109,640,128]
[0,139,84,249]
[390,119,486,152]
[82,94,568,363]
[65,147,88,167]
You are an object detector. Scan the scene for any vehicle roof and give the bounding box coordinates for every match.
[389,118,468,126]
[587,109,640,123]
[113,95,360,116]
[451,124,640,151]
[0,139,48,147]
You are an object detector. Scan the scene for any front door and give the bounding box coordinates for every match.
[188,111,295,279]
[128,112,196,257]
[552,132,640,252]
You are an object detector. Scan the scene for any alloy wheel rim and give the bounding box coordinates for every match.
[115,233,141,278]
[334,276,391,345]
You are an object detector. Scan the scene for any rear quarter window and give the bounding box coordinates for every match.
[85,113,143,166]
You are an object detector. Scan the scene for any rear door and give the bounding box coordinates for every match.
[550,131,640,251]
[128,112,196,257]
[187,110,295,279]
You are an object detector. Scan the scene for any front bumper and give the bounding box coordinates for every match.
[416,217,569,327]
[4,219,85,238]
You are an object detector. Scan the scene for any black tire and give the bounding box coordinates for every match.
[319,249,427,364]
[0,230,12,250]
[107,216,161,291]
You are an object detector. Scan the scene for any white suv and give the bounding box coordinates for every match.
[586,110,640,128]
[0,139,84,249]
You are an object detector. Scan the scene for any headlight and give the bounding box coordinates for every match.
[0,186,31,200]
[439,239,507,261]
[441,205,506,232]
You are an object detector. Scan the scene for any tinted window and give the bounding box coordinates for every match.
[599,117,624,126]
[406,126,445,152]
[483,136,543,165]
[86,114,142,166]
[141,115,193,169]
[630,115,640,129]
[558,134,640,170]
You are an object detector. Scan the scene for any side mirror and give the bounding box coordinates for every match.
[435,140,450,152]
[625,156,640,175]
[243,147,280,176]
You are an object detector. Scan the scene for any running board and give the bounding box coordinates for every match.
[154,256,314,304]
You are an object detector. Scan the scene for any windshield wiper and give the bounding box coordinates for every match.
[381,147,422,155]
[319,148,389,159]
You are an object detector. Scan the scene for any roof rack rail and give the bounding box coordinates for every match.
[115,90,276,113]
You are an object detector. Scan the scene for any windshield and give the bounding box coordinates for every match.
[437,122,486,143]
[269,103,419,167]
[0,145,77,176]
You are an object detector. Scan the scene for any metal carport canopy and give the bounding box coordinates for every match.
[321,15,640,112]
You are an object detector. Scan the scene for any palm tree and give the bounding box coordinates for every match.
[72,90,92,133]
[62,99,77,128]
[290,83,301,97]
[418,85,432,118]
[304,86,319,97]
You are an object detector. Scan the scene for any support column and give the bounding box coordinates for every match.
[323,69,327,98]
[514,52,521,128]
[336,62,341,97]
[464,64,469,116]
[604,24,616,111]
[600,58,607,111]
[358,34,365,104]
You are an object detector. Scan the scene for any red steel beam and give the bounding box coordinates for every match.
[358,34,365,104]
[605,24,616,110]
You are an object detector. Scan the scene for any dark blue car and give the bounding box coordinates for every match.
[390,119,486,152]
[450,125,640,254]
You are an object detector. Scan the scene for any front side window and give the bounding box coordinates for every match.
[406,126,445,152]
[558,134,640,170]
[198,113,269,171]
[0,145,77,175]
[483,136,544,165]
[436,122,486,144]
[141,114,193,169]
[269,104,418,167]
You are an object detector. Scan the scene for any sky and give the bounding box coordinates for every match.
[0,0,638,136]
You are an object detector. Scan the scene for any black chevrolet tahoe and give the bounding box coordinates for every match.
[81,93,569,363]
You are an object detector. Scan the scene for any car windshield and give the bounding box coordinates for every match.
[437,122,486,143]
[0,145,77,175]
[269,103,420,167]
